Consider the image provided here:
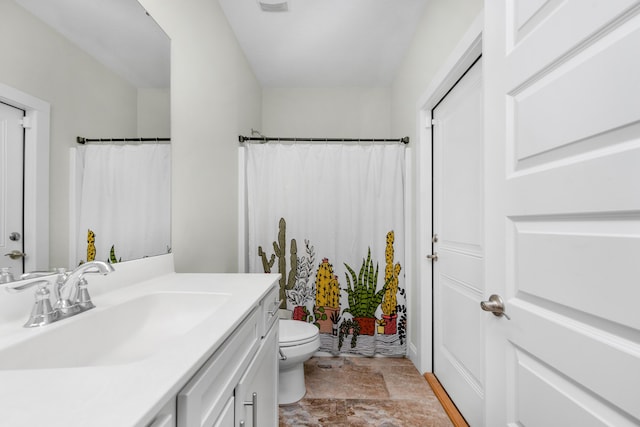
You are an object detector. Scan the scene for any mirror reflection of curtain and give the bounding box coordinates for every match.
[246,143,406,356]
[72,144,171,265]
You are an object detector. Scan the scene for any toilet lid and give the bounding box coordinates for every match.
[279,320,319,346]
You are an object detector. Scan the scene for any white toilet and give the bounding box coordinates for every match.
[278,319,320,405]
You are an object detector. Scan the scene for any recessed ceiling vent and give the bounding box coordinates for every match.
[258,0,289,12]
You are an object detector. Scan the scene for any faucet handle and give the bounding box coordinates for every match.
[25,280,59,327]
[0,267,15,284]
[20,270,56,280]
[75,278,95,311]
[6,278,51,293]
[5,279,59,327]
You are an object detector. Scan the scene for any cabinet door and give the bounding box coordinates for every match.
[212,397,235,427]
[178,310,259,427]
[235,323,278,427]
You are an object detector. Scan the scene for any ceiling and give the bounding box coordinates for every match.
[218,0,429,87]
[13,0,427,89]
[14,0,170,88]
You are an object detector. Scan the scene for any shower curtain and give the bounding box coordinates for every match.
[72,144,171,265]
[246,143,406,356]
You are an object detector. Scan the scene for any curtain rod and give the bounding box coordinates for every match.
[76,136,170,145]
[238,135,410,145]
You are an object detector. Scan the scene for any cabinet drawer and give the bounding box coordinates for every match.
[260,284,280,338]
[177,309,259,427]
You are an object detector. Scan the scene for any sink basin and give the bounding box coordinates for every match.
[0,291,230,370]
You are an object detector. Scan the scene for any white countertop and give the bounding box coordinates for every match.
[0,256,277,427]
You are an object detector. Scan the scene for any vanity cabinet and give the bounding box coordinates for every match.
[147,399,176,427]
[173,283,279,427]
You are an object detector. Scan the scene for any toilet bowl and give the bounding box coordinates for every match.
[278,319,320,405]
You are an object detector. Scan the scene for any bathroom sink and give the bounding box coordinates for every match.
[0,291,230,370]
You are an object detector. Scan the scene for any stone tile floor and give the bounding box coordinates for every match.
[279,357,453,427]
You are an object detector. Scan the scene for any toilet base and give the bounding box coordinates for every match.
[278,362,306,405]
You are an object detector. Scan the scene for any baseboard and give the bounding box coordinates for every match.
[424,373,470,427]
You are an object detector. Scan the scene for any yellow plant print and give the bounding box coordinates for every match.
[315,258,340,309]
[87,229,96,262]
[382,231,401,316]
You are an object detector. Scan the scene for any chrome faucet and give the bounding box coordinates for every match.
[55,261,115,318]
[52,267,79,317]
[5,261,115,328]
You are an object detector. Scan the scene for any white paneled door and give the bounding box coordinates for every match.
[432,58,484,426]
[0,102,24,275]
[485,1,640,426]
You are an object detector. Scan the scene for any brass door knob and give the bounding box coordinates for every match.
[4,250,26,260]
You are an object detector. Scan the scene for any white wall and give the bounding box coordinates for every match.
[390,0,483,372]
[135,0,483,372]
[0,1,139,269]
[138,0,262,273]
[262,87,390,138]
[137,88,171,137]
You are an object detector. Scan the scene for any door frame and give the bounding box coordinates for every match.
[0,83,50,272]
[412,13,483,374]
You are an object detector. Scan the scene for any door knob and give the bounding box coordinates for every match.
[426,252,438,262]
[480,294,510,320]
[4,250,26,260]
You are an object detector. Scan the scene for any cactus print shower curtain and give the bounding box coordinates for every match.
[246,143,406,356]
[72,144,171,265]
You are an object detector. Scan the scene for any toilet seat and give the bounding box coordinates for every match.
[279,320,319,347]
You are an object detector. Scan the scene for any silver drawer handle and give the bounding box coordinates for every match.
[267,300,282,316]
[243,392,258,426]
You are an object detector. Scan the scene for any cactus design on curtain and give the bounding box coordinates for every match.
[246,142,406,357]
[381,231,402,336]
[258,218,297,309]
[80,229,122,265]
[257,217,406,357]
[314,258,340,334]
[87,229,96,262]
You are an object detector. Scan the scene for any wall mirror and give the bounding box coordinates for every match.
[0,0,170,278]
